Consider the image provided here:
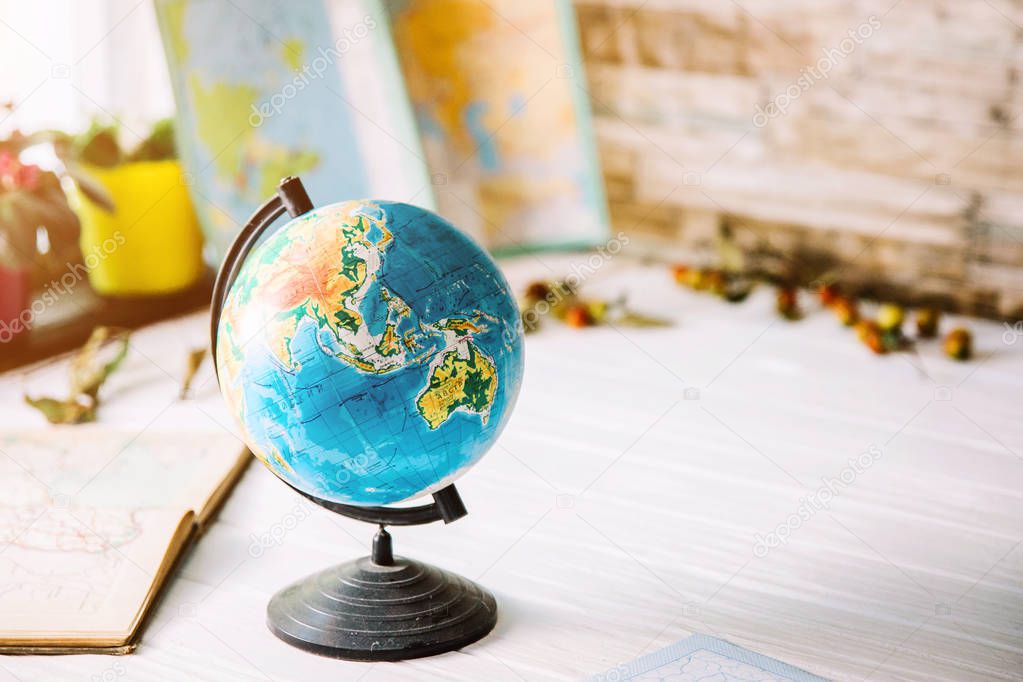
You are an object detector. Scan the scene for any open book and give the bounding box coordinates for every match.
[0,427,248,654]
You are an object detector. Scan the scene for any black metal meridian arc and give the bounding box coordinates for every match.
[209,176,313,374]
[288,481,468,526]
[208,176,468,530]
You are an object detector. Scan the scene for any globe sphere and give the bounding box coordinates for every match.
[215,200,524,505]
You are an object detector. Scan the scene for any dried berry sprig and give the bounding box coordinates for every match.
[521,279,670,331]
[672,264,755,304]
[668,265,974,361]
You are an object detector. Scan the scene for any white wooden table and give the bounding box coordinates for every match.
[2,255,1021,681]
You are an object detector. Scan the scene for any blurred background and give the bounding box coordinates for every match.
[578,0,1023,318]
[1,0,1021,370]
[1,5,1022,677]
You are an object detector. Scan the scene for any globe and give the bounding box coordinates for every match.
[215,199,524,506]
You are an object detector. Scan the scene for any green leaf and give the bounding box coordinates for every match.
[127,118,177,162]
[74,122,122,167]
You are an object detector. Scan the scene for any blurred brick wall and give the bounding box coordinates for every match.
[575,0,1023,317]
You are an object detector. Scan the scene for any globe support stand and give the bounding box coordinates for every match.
[266,484,497,661]
[212,177,498,661]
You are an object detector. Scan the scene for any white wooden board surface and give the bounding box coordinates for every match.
[1,255,1021,681]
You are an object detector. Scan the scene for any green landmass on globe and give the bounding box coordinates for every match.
[416,343,497,430]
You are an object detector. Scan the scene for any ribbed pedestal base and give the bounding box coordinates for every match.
[266,555,497,661]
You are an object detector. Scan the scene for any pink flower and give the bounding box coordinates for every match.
[16,163,39,190]
[0,151,42,192]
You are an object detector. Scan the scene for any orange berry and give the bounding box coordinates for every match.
[853,320,886,354]
[864,328,887,354]
[818,282,841,306]
[832,296,859,326]
[671,264,690,285]
[944,327,972,360]
[855,319,879,342]
[564,305,593,328]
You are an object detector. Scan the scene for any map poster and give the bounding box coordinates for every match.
[384,0,610,255]
[155,0,431,268]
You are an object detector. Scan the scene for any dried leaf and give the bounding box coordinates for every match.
[180,347,207,399]
[614,311,672,328]
[25,327,128,426]
[24,395,96,425]
[70,326,130,399]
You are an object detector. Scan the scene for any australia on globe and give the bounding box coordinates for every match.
[215,200,524,506]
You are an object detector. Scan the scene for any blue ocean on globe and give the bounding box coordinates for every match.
[216,200,524,506]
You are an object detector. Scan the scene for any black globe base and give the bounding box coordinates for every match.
[266,528,497,661]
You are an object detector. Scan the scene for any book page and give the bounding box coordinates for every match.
[0,427,247,645]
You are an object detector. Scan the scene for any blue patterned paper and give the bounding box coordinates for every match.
[585,634,829,682]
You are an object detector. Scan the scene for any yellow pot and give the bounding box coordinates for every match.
[76,160,204,296]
